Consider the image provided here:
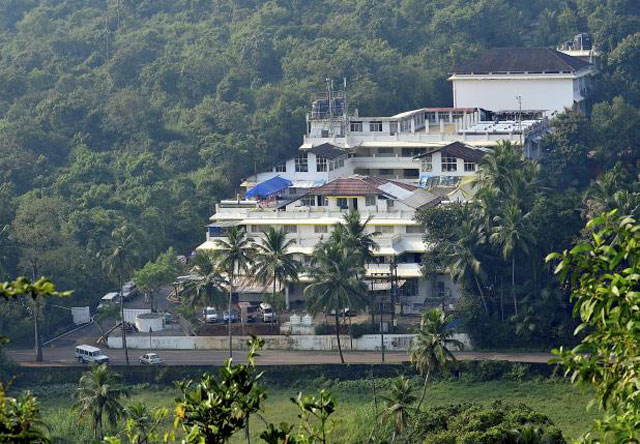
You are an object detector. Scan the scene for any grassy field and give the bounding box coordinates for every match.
[29,376,597,443]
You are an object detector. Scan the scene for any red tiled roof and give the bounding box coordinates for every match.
[310,177,381,196]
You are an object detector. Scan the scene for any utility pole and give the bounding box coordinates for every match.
[389,258,398,333]
[515,95,523,149]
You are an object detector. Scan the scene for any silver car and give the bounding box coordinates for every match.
[139,353,163,365]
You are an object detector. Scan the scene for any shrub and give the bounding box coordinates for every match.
[407,401,566,444]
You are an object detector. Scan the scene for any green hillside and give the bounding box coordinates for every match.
[1,0,639,343]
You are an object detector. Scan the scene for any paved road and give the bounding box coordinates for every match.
[8,347,553,367]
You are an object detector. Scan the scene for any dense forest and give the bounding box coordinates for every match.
[0,0,639,344]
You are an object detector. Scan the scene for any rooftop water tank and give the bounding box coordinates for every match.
[302,314,313,326]
[290,314,301,325]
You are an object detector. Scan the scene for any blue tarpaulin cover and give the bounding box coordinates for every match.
[245,176,292,199]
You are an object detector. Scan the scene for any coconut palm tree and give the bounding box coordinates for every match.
[304,241,368,363]
[252,227,300,310]
[445,219,489,314]
[123,401,167,444]
[331,210,379,324]
[330,210,379,265]
[490,204,534,316]
[103,225,139,366]
[379,376,416,442]
[72,364,129,439]
[215,226,255,358]
[181,251,227,310]
[409,309,462,411]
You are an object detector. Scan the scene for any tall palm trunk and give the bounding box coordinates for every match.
[119,260,130,366]
[335,313,344,363]
[473,274,489,315]
[32,260,42,362]
[416,368,431,411]
[228,269,234,359]
[511,254,518,316]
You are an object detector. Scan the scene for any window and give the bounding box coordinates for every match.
[275,161,286,172]
[369,121,383,132]
[250,226,268,233]
[378,148,394,157]
[329,161,334,171]
[379,168,393,176]
[387,199,395,208]
[365,196,377,206]
[301,196,315,206]
[338,157,344,167]
[421,154,432,172]
[350,121,363,132]
[314,225,328,234]
[406,225,423,234]
[403,169,419,178]
[442,156,457,172]
[316,157,327,172]
[400,119,411,132]
[374,225,394,234]
[464,161,476,172]
[425,112,437,123]
[402,148,419,157]
[283,225,297,234]
[317,196,328,206]
[295,154,308,172]
[336,198,348,209]
[321,129,329,138]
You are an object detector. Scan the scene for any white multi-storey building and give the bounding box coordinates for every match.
[199,175,454,313]
[199,47,594,315]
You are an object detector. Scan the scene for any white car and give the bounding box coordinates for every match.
[75,345,110,364]
[203,306,218,323]
[139,353,163,365]
[259,303,274,322]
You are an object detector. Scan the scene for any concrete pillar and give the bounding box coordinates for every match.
[285,284,290,310]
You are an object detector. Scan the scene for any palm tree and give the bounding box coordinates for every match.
[72,364,129,439]
[103,225,139,365]
[330,210,379,264]
[330,210,379,324]
[252,227,300,310]
[123,401,155,444]
[489,204,534,316]
[182,251,227,309]
[215,226,255,358]
[409,309,462,411]
[304,241,368,363]
[379,376,416,442]
[445,219,489,314]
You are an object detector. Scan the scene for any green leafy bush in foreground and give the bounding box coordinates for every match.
[410,401,565,444]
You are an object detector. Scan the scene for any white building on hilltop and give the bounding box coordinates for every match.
[449,47,594,115]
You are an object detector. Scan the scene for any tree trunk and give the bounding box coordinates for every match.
[119,260,130,366]
[500,277,505,321]
[511,254,518,316]
[335,314,344,363]
[33,298,42,362]
[228,271,234,359]
[473,274,489,315]
[245,418,251,444]
[416,368,431,411]
[31,260,42,362]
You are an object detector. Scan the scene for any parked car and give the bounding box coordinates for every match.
[121,281,138,300]
[330,308,357,317]
[98,292,120,310]
[237,302,258,323]
[223,309,239,323]
[258,303,274,323]
[75,345,110,364]
[203,306,218,323]
[139,353,163,365]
